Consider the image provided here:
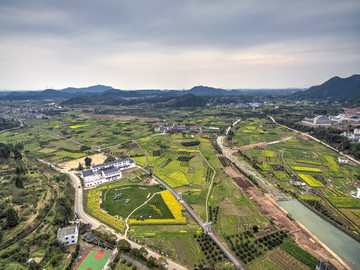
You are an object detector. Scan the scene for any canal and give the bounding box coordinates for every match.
[278,199,360,270]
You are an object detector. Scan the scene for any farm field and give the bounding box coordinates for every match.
[234,118,360,234]
[2,104,359,270]
[0,126,96,163]
[128,224,231,269]
[231,118,294,147]
[25,114,157,149]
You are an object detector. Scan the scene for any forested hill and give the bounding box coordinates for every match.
[291,74,360,101]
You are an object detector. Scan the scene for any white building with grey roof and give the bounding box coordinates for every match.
[81,158,136,187]
[57,224,78,245]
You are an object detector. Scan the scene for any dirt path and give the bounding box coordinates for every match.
[235,136,294,151]
[124,192,159,237]
[198,144,216,223]
[268,116,360,166]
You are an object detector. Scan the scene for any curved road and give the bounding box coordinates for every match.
[37,159,186,270]
[36,126,244,269]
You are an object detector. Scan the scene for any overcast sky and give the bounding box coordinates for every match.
[0,0,359,90]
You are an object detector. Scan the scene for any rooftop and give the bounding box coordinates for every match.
[82,170,94,177]
[92,158,131,169]
[57,225,77,238]
[102,166,120,175]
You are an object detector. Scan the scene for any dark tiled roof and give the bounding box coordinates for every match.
[82,170,94,177]
[102,166,119,175]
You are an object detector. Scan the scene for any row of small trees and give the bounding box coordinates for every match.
[114,239,168,270]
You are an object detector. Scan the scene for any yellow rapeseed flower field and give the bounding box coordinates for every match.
[129,190,186,224]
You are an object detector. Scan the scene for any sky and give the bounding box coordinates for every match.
[0,0,359,90]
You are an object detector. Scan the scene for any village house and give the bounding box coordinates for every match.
[57,224,79,245]
[338,156,349,164]
[81,158,136,187]
[301,115,332,128]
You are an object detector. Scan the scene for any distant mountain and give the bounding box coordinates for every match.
[292,74,360,100]
[157,94,207,107]
[60,85,113,94]
[0,84,302,102]
[188,86,227,96]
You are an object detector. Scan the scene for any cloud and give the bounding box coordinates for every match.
[0,0,359,89]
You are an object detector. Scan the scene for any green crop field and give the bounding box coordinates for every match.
[327,197,360,209]
[232,118,294,147]
[281,239,318,268]
[3,106,359,270]
[100,184,166,218]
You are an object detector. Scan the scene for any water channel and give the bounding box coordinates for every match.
[278,199,360,270]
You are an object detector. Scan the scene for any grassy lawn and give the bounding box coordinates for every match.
[100,185,165,218]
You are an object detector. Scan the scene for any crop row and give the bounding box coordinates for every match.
[208,206,219,224]
[226,230,287,264]
[218,156,232,167]
[291,166,322,173]
[194,233,225,264]
[205,167,212,182]
[177,155,194,162]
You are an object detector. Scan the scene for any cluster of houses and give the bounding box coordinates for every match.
[154,122,219,133]
[81,158,136,188]
[301,114,360,128]
[154,122,201,133]
[207,102,265,109]
[341,128,360,143]
[0,106,51,119]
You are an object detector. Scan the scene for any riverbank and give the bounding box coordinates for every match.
[278,200,352,269]
[217,119,352,269]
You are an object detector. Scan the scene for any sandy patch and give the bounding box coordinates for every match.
[57,153,107,171]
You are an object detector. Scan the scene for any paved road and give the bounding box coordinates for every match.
[37,161,187,270]
[37,127,244,269]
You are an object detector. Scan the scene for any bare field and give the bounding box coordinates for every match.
[57,153,107,171]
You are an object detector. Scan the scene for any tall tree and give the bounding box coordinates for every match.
[117,239,131,252]
[105,156,116,163]
[13,149,22,160]
[53,197,73,226]
[77,163,84,171]
[139,247,148,260]
[6,207,19,227]
[156,257,168,270]
[13,175,24,188]
[84,157,92,167]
